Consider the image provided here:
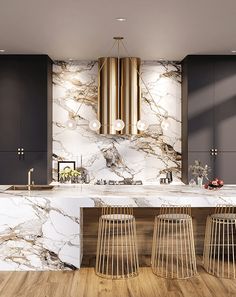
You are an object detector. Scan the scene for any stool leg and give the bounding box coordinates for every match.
[106,212,111,276]
[188,219,197,276]
[95,217,102,275]
[203,216,210,272]
[231,220,236,278]
[151,216,158,274]
[132,218,139,274]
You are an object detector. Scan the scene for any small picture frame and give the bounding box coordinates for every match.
[58,161,75,181]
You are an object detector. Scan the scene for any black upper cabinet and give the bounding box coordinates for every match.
[182,55,236,184]
[187,56,214,151]
[0,55,51,152]
[0,55,52,185]
[20,57,48,151]
[0,58,22,150]
[214,57,236,151]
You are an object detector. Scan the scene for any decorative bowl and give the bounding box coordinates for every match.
[208,184,223,190]
[204,178,224,190]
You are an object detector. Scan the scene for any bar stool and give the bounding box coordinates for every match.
[203,204,236,278]
[151,205,197,279]
[95,206,139,279]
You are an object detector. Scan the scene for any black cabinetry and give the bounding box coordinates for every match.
[0,55,52,184]
[182,55,236,184]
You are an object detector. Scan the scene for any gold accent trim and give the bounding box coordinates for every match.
[120,57,141,135]
[98,57,119,134]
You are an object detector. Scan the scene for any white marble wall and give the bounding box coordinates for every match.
[53,61,181,183]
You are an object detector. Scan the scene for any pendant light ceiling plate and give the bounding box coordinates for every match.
[113,37,124,40]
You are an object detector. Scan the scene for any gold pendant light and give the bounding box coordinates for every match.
[120,57,141,135]
[97,57,119,134]
[97,37,143,135]
[65,37,160,134]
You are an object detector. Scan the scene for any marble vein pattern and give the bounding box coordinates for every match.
[53,60,181,183]
[0,196,82,271]
[1,185,236,271]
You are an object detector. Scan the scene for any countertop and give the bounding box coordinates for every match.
[1,184,236,207]
[1,183,236,271]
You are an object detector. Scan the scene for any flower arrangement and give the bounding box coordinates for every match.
[59,167,81,183]
[189,160,211,186]
[189,160,211,179]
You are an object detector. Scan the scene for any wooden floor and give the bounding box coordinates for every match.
[0,258,236,297]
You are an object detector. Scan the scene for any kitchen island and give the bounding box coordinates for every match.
[0,184,236,271]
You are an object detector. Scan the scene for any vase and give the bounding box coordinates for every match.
[189,179,196,187]
[197,176,203,187]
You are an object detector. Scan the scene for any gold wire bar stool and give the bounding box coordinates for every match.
[151,205,197,279]
[95,206,139,279]
[203,204,236,278]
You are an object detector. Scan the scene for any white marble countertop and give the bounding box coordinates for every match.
[1,184,236,207]
[1,183,236,271]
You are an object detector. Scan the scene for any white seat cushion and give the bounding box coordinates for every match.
[101,214,134,221]
[211,213,236,220]
[157,214,191,220]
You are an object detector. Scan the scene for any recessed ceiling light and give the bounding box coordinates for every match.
[116,17,126,22]
[231,50,236,53]
[0,49,5,52]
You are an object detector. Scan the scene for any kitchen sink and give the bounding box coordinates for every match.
[6,185,54,191]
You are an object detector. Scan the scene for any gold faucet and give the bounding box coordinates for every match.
[28,168,34,191]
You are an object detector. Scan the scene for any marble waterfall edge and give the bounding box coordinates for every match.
[53,60,181,183]
[0,196,81,270]
[1,184,236,271]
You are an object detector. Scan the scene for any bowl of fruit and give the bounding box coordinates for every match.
[204,178,224,190]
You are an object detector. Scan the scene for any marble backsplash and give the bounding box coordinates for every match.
[53,60,181,183]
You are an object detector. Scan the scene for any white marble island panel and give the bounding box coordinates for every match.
[0,185,236,271]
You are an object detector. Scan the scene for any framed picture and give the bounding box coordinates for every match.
[58,161,75,181]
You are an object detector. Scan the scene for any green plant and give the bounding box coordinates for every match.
[189,160,211,179]
[71,169,81,177]
[59,167,81,181]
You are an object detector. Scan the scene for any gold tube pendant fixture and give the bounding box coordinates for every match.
[120,57,141,135]
[98,57,119,134]
[97,57,141,135]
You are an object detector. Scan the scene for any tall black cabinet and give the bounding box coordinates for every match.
[0,55,52,184]
[182,55,236,184]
